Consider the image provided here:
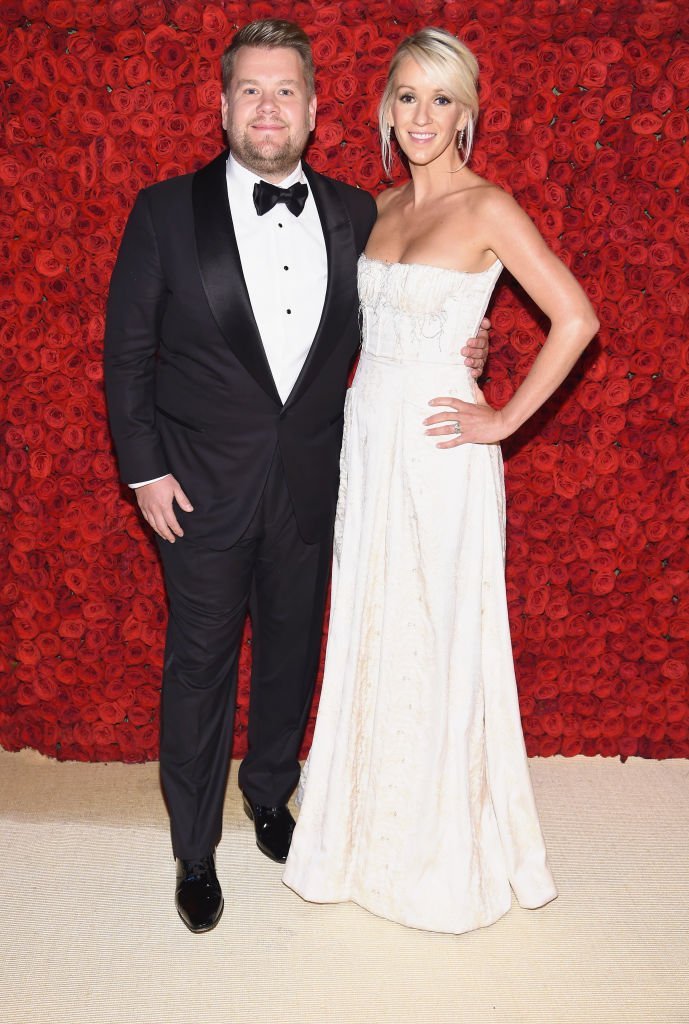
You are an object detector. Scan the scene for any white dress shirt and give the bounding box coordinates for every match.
[227,154,327,402]
[131,154,328,488]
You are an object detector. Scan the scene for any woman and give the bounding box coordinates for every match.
[283,28,598,933]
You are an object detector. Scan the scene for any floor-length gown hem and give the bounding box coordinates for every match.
[284,882,523,936]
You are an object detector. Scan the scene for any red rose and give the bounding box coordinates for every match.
[666,55,689,88]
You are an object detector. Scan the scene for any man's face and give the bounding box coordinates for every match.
[221,46,317,183]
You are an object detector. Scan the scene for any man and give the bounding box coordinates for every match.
[104,19,488,933]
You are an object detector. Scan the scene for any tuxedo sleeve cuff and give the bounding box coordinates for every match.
[130,474,170,488]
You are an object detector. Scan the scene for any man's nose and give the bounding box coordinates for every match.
[257,91,279,113]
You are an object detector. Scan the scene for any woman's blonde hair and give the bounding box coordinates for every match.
[379,27,479,175]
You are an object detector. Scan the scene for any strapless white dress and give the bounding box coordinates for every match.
[283,255,557,933]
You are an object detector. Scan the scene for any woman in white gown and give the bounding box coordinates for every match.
[283,28,599,933]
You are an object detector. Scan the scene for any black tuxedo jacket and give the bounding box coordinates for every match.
[104,152,377,547]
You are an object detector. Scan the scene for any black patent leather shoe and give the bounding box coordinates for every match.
[175,853,224,933]
[242,793,295,863]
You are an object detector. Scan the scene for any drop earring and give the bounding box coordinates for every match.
[385,124,391,144]
[457,127,465,151]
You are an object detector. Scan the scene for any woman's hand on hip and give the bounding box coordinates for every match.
[423,394,509,448]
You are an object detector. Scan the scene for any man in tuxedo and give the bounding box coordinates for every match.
[104,19,488,933]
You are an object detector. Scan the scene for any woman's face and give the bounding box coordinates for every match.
[389,56,467,168]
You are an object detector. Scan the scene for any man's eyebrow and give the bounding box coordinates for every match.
[235,78,301,86]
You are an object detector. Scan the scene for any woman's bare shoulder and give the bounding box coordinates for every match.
[460,177,520,218]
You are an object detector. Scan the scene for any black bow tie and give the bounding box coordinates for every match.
[253,179,308,218]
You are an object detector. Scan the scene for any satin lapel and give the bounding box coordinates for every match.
[192,152,282,406]
[284,164,358,406]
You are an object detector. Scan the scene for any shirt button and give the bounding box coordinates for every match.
[278,222,283,228]
[286,309,292,314]
[284,265,289,271]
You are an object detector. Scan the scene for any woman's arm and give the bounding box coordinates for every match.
[424,188,599,446]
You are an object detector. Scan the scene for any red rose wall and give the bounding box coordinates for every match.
[0,0,688,763]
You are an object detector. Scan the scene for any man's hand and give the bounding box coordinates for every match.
[461,316,490,378]
[135,475,193,543]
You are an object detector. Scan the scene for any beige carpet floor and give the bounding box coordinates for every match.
[0,749,687,1024]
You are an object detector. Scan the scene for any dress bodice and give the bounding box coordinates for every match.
[357,254,503,365]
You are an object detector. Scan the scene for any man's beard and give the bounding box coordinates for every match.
[226,123,309,178]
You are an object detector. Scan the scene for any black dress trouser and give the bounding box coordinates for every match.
[157,450,333,860]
